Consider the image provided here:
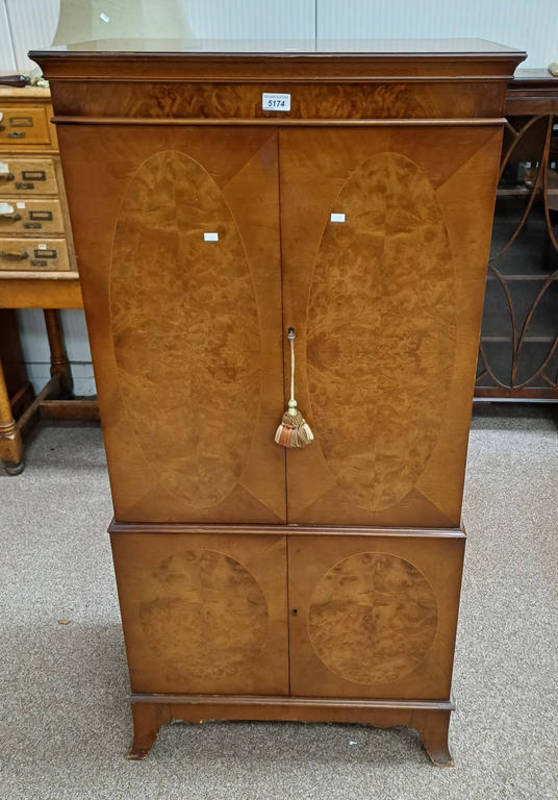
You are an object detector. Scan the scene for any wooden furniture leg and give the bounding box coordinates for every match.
[0,358,24,474]
[128,702,172,760]
[412,708,454,766]
[44,309,73,398]
[126,697,455,764]
[0,306,98,475]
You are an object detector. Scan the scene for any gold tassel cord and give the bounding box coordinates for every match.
[275,328,314,448]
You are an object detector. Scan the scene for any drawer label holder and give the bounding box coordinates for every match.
[22,170,46,181]
[33,247,57,259]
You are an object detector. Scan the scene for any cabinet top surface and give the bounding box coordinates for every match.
[0,86,51,99]
[31,38,526,84]
[32,37,522,58]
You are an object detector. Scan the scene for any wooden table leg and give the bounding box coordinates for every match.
[44,309,73,398]
[0,358,24,474]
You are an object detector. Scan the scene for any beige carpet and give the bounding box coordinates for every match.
[0,405,557,799]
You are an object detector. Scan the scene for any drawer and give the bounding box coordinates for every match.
[0,198,64,234]
[0,106,51,146]
[0,158,58,195]
[0,237,70,272]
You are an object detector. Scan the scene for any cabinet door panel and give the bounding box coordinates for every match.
[288,534,464,700]
[280,127,502,526]
[112,533,289,696]
[58,126,286,523]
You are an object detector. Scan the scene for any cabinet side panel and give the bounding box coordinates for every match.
[57,124,286,523]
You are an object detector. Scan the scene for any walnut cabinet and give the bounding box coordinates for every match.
[34,39,525,764]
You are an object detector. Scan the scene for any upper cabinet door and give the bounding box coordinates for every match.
[280,126,503,527]
[58,126,286,524]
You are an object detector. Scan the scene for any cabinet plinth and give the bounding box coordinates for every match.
[33,39,526,763]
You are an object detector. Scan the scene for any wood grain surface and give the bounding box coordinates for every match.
[35,46,524,761]
[307,551,438,685]
[48,81,506,123]
[0,276,81,308]
[0,198,65,235]
[280,126,503,526]
[0,105,52,147]
[57,125,286,523]
[110,150,261,510]
[0,237,70,272]
[128,698,454,764]
[305,151,455,513]
[288,534,464,700]
[112,532,289,695]
[0,157,59,196]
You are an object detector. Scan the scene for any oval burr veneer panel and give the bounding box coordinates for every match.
[306,152,456,512]
[110,150,261,509]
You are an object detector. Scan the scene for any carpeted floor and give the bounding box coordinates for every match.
[1,405,557,799]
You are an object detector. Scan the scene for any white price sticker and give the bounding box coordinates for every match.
[16,202,25,209]
[0,161,8,174]
[0,202,14,214]
[330,213,346,223]
[262,93,291,112]
[38,243,47,250]
[204,232,218,242]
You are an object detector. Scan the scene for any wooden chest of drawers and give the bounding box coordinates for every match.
[0,87,76,279]
[34,39,525,765]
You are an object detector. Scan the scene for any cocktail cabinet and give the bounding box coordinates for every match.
[34,40,525,764]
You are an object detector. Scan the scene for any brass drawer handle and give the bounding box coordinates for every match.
[0,172,14,182]
[7,131,25,139]
[0,211,22,222]
[0,249,29,261]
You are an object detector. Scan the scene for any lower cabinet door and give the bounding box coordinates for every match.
[111,533,289,696]
[288,534,464,700]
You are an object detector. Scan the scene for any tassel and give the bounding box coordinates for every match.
[275,328,314,448]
